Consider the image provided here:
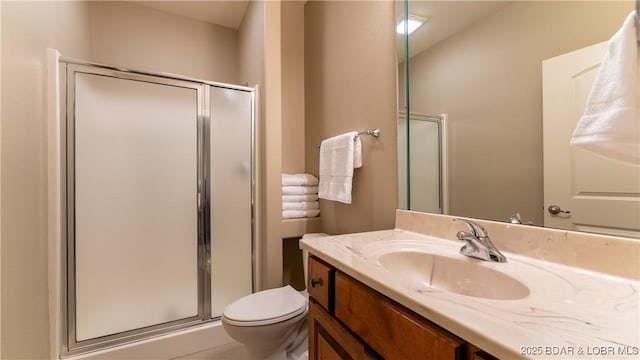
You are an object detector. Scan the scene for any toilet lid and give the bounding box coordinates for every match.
[223,285,307,326]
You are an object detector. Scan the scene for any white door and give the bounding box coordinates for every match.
[542,42,640,238]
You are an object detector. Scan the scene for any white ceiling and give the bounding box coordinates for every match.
[132,1,250,29]
[131,0,508,60]
[402,1,510,59]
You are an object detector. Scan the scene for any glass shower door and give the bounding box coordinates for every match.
[70,68,202,343]
[209,86,254,317]
[397,112,448,214]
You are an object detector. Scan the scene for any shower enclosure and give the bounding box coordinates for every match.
[397,112,448,214]
[58,59,255,355]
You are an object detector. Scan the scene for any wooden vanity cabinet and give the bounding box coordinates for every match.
[309,300,373,359]
[307,256,498,360]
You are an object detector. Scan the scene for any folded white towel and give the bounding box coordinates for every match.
[282,173,319,186]
[282,209,320,219]
[571,11,639,165]
[282,194,319,202]
[282,201,320,211]
[282,185,319,195]
[318,131,362,204]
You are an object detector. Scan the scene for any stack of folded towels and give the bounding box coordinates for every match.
[282,173,320,219]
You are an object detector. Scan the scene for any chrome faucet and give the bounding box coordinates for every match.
[508,212,522,224]
[454,218,507,263]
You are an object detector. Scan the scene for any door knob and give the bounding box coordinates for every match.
[548,205,571,215]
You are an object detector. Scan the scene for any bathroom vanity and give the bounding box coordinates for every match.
[301,210,640,359]
[307,255,495,359]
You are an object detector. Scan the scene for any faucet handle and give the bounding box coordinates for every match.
[454,218,488,238]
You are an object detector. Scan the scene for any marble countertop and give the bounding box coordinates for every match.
[300,229,640,359]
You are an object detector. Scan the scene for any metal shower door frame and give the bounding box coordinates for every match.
[398,111,449,215]
[61,62,212,356]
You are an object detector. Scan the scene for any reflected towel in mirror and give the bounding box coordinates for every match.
[571,10,639,165]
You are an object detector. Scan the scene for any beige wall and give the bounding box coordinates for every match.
[238,1,265,88]
[280,1,306,290]
[237,1,274,290]
[90,1,239,84]
[281,1,306,174]
[1,2,93,358]
[237,0,285,290]
[1,1,398,357]
[1,1,249,357]
[407,1,631,225]
[305,0,398,235]
[0,3,3,355]
[263,0,284,289]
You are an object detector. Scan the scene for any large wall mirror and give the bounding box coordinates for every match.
[397,0,640,238]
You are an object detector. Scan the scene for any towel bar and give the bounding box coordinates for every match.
[315,129,381,149]
[356,129,381,138]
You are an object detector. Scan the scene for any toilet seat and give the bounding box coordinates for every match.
[222,285,307,327]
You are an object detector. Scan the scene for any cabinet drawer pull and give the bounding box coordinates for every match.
[311,278,322,288]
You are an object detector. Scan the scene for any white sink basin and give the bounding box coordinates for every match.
[362,240,530,300]
[378,251,530,300]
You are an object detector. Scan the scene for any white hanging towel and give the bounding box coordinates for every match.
[570,11,640,165]
[318,131,362,204]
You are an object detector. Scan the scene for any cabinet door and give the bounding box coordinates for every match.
[335,272,465,360]
[309,300,374,360]
[317,333,343,360]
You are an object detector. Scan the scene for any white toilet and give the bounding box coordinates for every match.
[222,233,328,360]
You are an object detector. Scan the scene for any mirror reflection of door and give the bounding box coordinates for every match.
[399,1,637,236]
[543,42,640,238]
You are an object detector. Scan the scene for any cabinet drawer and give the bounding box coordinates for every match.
[335,272,465,360]
[308,256,333,311]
